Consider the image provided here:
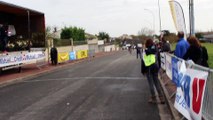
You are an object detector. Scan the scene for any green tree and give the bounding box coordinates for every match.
[61,27,72,39]
[60,26,85,41]
[98,32,110,42]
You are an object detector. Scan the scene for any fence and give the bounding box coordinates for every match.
[53,39,87,47]
[160,52,213,120]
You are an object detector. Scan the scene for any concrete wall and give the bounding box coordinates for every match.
[45,44,119,62]
[104,45,118,52]
[55,45,88,53]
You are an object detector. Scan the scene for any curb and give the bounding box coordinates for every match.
[158,70,182,120]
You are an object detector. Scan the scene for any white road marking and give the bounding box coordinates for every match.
[22,77,146,82]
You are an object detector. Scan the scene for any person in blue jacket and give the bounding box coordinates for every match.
[174,31,189,58]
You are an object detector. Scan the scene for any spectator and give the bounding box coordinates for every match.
[183,36,209,67]
[142,38,165,104]
[50,47,58,65]
[174,31,189,58]
[161,37,171,52]
[136,45,142,59]
[0,24,8,52]
[128,45,132,54]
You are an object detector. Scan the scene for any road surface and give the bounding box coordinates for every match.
[0,51,171,120]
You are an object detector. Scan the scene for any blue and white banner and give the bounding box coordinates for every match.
[69,51,76,60]
[160,53,166,70]
[174,61,191,120]
[165,53,172,79]
[0,52,45,67]
[172,56,182,85]
[174,61,208,120]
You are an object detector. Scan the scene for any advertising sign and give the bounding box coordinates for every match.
[98,40,104,45]
[160,53,166,70]
[174,61,208,120]
[0,52,45,67]
[165,53,172,79]
[58,52,69,63]
[69,51,76,60]
[77,50,88,59]
[169,0,187,35]
[174,61,191,120]
[172,56,182,85]
[181,69,208,120]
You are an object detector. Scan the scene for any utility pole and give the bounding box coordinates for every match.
[189,0,195,35]
[157,0,162,33]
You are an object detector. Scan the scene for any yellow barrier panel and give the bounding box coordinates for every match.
[77,50,88,59]
[58,52,69,63]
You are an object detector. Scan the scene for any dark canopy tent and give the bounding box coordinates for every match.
[0,1,45,48]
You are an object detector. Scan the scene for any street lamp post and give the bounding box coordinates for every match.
[189,0,195,35]
[157,0,162,33]
[144,9,155,35]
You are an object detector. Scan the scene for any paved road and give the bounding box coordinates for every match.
[0,51,170,120]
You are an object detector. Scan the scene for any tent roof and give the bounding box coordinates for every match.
[0,1,44,16]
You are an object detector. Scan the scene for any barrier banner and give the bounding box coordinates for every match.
[172,56,182,85]
[77,50,88,59]
[174,61,191,120]
[0,52,45,67]
[174,62,208,120]
[160,53,166,70]
[58,52,69,63]
[183,69,208,120]
[165,53,172,79]
[69,51,76,60]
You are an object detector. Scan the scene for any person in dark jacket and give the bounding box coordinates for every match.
[136,45,142,59]
[142,39,165,104]
[0,24,8,52]
[161,37,171,52]
[183,36,209,67]
[50,47,58,65]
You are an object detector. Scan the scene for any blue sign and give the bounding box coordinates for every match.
[69,51,76,60]
[172,57,179,86]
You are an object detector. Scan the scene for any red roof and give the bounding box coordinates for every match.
[0,1,44,15]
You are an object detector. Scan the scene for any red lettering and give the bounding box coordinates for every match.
[192,78,205,114]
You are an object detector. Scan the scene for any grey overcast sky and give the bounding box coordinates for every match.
[2,0,213,37]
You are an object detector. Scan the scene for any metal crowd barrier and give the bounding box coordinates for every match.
[160,52,213,120]
[193,63,213,120]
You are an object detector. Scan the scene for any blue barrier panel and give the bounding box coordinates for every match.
[69,51,76,60]
[172,56,180,86]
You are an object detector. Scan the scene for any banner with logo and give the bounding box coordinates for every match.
[172,56,182,85]
[0,51,45,67]
[58,52,69,63]
[183,69,208,120]
[77,50,88,59]
[174,62,208,120]
[174,61,192,120]
[160,53,166,70]
[169,0,187,35]
[69,51,76,60]
[165,53,172,79]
